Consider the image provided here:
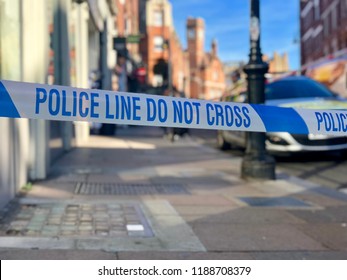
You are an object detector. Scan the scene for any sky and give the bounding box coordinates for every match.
[170,0,300,70]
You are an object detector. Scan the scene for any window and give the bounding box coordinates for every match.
[213,71,218,81]
[314,0,320,20]
[125,18,131,35]
[153,36,164,52]
[306,9,314,29]
[197,29,203,39]
[153,10,163,26]
[343,0,347,19]
[331,5,337,30]
[188,29,195,39]
[324,15,329,37]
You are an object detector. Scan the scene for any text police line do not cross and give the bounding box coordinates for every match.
[1,80,347,136]
[34,86,252,129]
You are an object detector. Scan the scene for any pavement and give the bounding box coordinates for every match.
[1,125,347,260]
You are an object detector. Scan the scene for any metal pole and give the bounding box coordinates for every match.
[241,0,276,180]
[53,0,72,152]
[100,20,112,91]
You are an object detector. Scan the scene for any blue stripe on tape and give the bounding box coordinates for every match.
[0,81,20,118]
[251,104,309,134]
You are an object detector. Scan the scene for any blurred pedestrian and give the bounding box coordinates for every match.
[163,87,189,141]
[115,53,127,92]
[99,55,127,136]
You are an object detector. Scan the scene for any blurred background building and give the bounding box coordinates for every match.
[264,52,290,74]
[0,0,132,208]
[300,0,347,97]
[139,0,190,96]
[186,17,225,100]
[300,0,347,66]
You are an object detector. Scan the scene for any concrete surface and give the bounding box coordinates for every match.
[1,126,347,259]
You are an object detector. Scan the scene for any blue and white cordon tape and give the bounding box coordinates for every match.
[0,80,346,136]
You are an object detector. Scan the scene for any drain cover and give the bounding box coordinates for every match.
[239,197,312,208]
[74,182,189,195]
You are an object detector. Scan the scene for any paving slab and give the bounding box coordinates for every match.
[251,251,347,260]
[220,186,267,197]
[117,251,253,260]
[295,223,347,250]
[312,186,347,202]
[0,249,118,260]
[289,206,347,223]
[143,200,205,252]
[175,206,237,217]
[250,180,309,197]
[25,182,76,199]
[192,224,326,251]
[186,208,306,225]
[86,174,123,184]
[293,192,347,207]
[0,237,75,250]
[164,195,234,206]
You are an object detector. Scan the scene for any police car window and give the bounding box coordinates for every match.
[265,79,334,100]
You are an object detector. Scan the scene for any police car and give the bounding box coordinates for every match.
[217,76,347,153]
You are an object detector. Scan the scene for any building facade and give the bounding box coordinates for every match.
[139,0,190,96]
[265,52,290,74]
[0,0,120,209]
[186,17,225,100]
[300,0,347,97]
[116,0,140,62]
[300,0,347,66]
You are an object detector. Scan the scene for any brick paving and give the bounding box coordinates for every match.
[0,201,152,238]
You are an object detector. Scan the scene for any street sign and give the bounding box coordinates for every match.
[126,34,141,44]
[113,37,127,51]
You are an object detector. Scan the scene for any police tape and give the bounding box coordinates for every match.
[0,79,346,136]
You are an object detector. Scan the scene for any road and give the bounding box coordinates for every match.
[189,129,347,191]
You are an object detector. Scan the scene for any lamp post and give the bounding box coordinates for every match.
[241,0,276,180]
